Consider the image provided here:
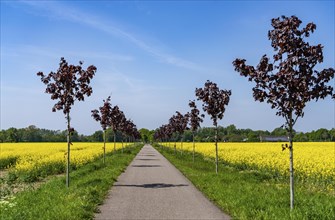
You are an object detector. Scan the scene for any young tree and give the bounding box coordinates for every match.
[118,111,127,152]
[119,116,134,153]
[164,124,174,148]
[110,106,127,152]
[125,120,137,145]
[177,111,189,154]
[155,124,173,148]
[188,100,204,162]
[91,96,112,164]
[232,15,335,209]
[196,80,231,174]
[110,105,122,152]
[168,114,179,154]
[37,57,96,187]
[169,112,189,154]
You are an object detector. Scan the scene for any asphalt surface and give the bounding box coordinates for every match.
[95,144,230,220]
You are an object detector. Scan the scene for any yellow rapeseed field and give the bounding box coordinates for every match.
[165,142,334,183]
[0,142,127,175]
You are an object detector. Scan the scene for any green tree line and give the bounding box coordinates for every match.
[162,125,335,143]
[0,125,130,143]
[0,124,334,143]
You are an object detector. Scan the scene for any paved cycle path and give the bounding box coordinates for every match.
[95,144,230,220]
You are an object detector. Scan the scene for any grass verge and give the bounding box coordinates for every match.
[154,144,334,220]
[0,144,143,220]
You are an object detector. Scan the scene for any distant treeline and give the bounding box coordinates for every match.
[135,125,335,143]
[0,125,334,143]
[0,125,131,143]
[181,125,335,142]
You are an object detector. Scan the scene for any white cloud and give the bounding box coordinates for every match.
[2,45,133,62]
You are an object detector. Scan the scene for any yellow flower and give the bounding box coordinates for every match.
[164,142,334,187]
[1,142,127,174]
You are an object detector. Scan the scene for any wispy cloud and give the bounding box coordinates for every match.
[19,1,202,71]
[2,45,134,62]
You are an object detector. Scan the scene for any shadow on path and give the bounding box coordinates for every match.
[131,165,162,168]
[114,183,188,189]
[136,158,160,161]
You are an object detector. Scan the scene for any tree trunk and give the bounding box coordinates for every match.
[121,135,124,154]
[103,129,106,164]
[114,131,116,152]
[215,123,218,174]
[181,138,183,155]
[193,132,195,163]
[288,112,294,209]
[66,112,71,188]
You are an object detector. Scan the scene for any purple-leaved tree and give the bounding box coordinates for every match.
[233,15,334,209]
[196,80,231,174]
[110,105,122,152]
[188,100,204,162]
[91,96,112,164]
[176,111,189,155]
[37,57,96,187]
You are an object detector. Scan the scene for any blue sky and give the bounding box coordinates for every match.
[1,1,334,135]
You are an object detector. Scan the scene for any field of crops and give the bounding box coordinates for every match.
[0,142,129,182]
[163,142,334,189]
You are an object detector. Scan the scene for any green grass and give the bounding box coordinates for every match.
[0,144,143,220]
[0,156,18,169]
[154,144,335,220]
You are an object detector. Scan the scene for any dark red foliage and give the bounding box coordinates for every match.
[233,15,334,127]
[110,105,124,132]
[154,124,174,141]
[37,57,97,115]
[91,96,112,131]
[195,80,231,127]
[188,100,204,132]
[121,119,138,138]
[169,111,189,135]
